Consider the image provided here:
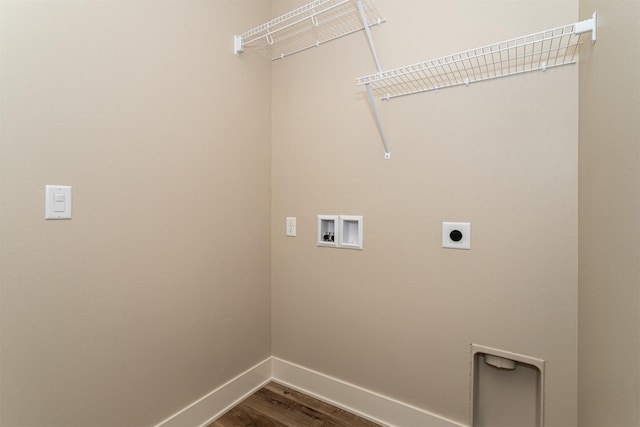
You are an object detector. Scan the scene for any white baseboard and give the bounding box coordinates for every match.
[154,357,272,427]
[271,357,466,427]
[155,356,466,427]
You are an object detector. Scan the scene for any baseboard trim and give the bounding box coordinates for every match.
[154,357,272,427]
[155,356,466,427]
[271,357,466,427]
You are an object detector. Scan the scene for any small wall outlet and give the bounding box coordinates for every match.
[286,217,296,237]
[443,222,471,250]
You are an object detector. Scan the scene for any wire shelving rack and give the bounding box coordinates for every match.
[357,13,597,101]
[235,5,596,160]
[234,0,385,61]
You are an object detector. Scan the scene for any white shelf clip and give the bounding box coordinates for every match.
[573,11,597,43]
[233,35,243,55]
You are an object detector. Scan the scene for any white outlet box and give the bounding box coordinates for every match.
[317,215,363,250]
[339,215,363,250]
[317,215,338,247]
[442,222,471,250]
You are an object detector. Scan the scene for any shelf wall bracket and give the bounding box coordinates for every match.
[573,11,597,43]
[234,35,243,55]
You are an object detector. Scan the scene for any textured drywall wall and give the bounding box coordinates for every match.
[578,1,640,425]
[271,1,579,425]
[0,1,271,425]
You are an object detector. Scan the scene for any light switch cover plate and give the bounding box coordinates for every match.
[286,217,296,237]
[45,185,72,219]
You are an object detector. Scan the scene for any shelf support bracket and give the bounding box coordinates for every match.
[356,0,390,159]
[366,83,390,159]
[574,11,597,43]
[234,35,243,55]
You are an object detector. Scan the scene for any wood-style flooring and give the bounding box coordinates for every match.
[209,382,382,427]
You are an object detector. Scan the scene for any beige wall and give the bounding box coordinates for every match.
[0,1,271,426]
[4,1,637,426]
[271,1,578,425]
[578,1,640,426]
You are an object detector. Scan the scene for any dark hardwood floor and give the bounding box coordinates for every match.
[209,382,382,427]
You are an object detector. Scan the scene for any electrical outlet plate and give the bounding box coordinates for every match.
[442,222,471,250]
[286,217,296,237]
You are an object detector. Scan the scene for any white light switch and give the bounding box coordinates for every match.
[45,185,72,219]
[54,193,66,212]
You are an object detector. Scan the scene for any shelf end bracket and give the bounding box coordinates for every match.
[574,11,597,43]
[234,35,244,55]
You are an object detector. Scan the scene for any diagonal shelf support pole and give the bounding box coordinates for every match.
[365,83,390,159]
[356,0,390,159]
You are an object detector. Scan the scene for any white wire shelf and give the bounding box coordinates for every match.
[234,0,384,61]
[356,12,597,100]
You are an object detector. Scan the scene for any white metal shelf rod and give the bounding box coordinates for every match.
[242,0,351,47]
[272,23,382,60]
[242,0,337,39]
[379,61,579,100]
[356,13,597,102]
[359,27,573,85]
[374,41,578,92]
[267,6,383,60]
[371,44,580,99]
[234,0,385,61]
[235,0,343,54]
